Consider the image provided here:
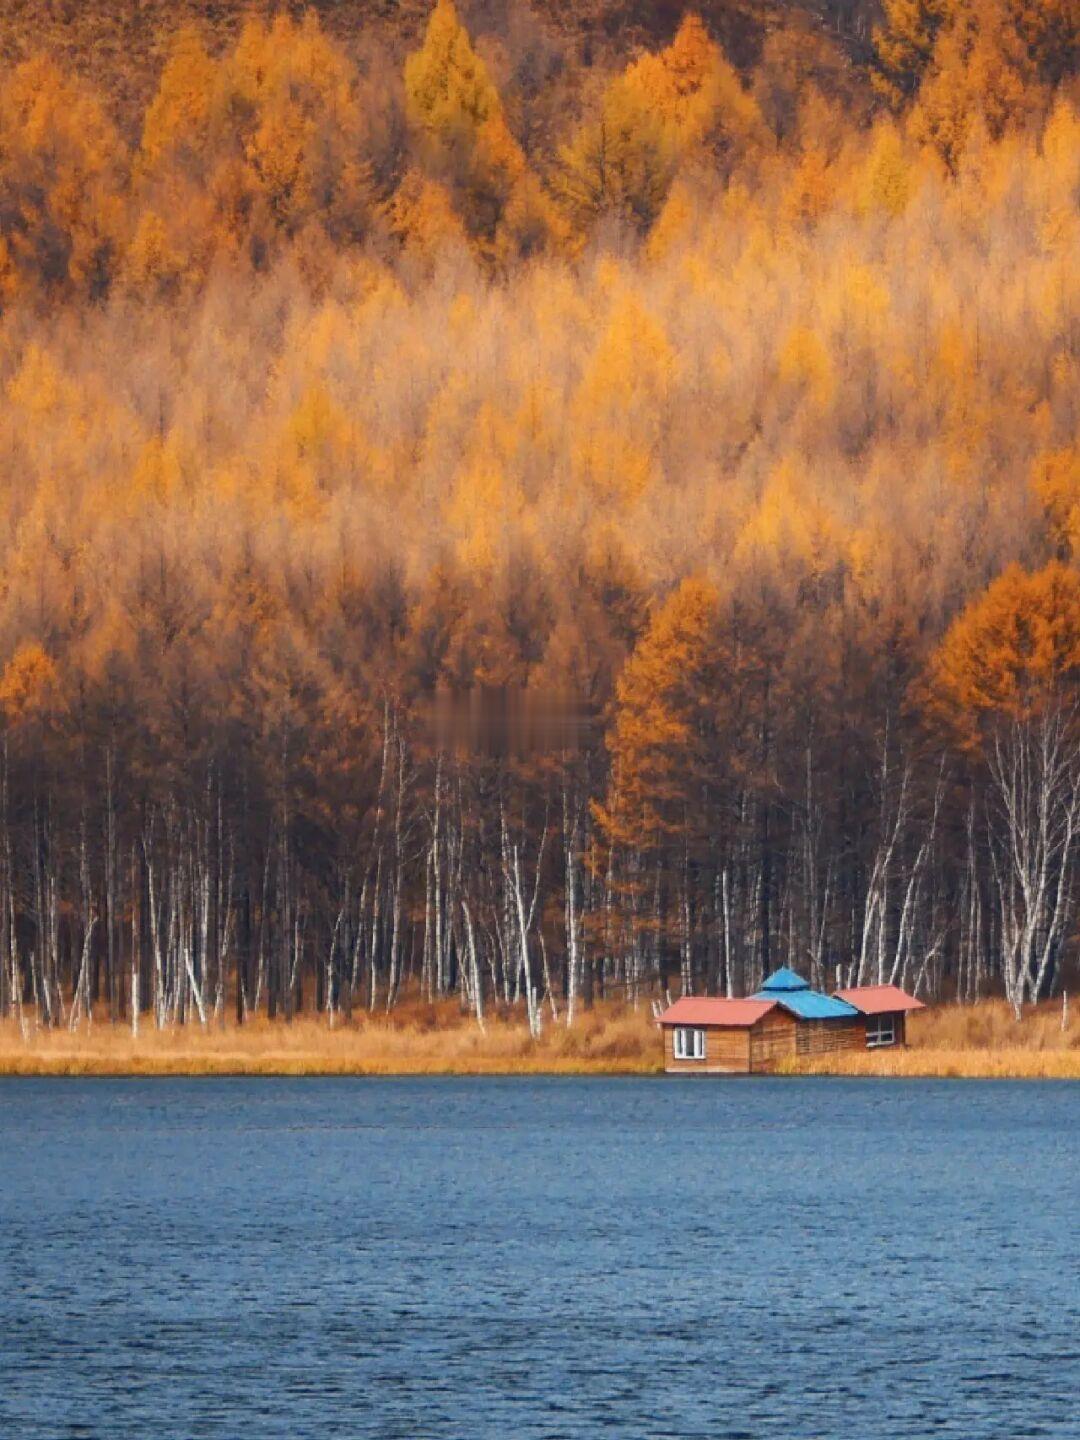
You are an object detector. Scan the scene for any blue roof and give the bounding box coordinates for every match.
[758,967,810,992]
[753,967,859,1020]
[754,989,860,1020]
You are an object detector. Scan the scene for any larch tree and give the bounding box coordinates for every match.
[594,577,726,993]
[403,0,556,260]
[0,56,128,301]
[555,67,674,235]
[571,290,675,505]
[620,13,766,170]
[556,15,763,237]
[132,13,377,284]
[873,0,955,106]
[1032,448,1080,560]
[388,168,471,267]
[858,122,914,218]
[229,14,377,245]
[910,0,1040,167]
[930,563,1080,1014]
[931,562,1080,730]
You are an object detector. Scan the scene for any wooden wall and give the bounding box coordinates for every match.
[663,1009,879,1074]
[749,1008,797,1073]
[663,1025,750,1073]
[795,1017,864,1056]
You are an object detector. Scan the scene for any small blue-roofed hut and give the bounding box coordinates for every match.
[657,967,865,1073]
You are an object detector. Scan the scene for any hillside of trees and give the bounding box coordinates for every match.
[3,0,1080,1034]
[0,2,877,110]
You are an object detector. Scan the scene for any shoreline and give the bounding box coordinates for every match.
[1,1049,1077,1083]
[1,1001,1077,1080]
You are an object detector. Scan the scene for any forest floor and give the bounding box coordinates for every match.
[0,997,1077,1077]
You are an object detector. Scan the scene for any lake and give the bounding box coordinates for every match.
[0,1078,1076,1439]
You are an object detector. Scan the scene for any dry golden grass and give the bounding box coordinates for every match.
[783,1049,1080,1079]
[0,999,663,1077]
[1,996,1077,1078]
[785,999,1080,1080]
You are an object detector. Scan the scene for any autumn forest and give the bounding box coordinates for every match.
[2,0,1080,1037]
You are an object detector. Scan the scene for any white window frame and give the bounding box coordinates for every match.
[866,1014,897,1048]
[673,1026,706,1061]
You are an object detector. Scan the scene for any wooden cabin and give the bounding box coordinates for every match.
[659,968,865,1074]
[835,985,925,1048]
[660,997,799,1075]
[658,967,923,1073]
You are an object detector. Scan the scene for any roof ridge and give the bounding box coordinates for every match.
[759,965,810,992]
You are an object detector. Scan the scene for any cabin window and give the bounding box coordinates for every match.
[866,1014,897,1048]
[673,1027,706,1060]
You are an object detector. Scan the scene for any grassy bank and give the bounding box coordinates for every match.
[785,1000,1080,1080]
[0,1001,662,1077]
[783,1049,1080,1079]
[0,998,1077,1078]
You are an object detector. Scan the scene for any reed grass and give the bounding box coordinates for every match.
[782,1048,1080,1079]
[0,996,1076,1078]
[784,999,1080,1079]
[0,999,663,1077]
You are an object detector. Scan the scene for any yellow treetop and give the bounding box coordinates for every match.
[911,0,1039,167]
[403,0,539,256]
[389,168,469,264]
[139,26,218,168]
[0,643,59,725]
[734,459,837,574]
[0,55,127,299]
[931,562,1080,735]
[405,0,505,138]
[858,122,913,217]
[232,14,372,235]
[622,13,764,159]
[594,576,722,854]
[556,72,673,233]
[557,15,760,235]
[572,293,675,502]
[133,11,374,274]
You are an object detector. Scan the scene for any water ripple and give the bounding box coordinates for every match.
[0,1076,1076,1439]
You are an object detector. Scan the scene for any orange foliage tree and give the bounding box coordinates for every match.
[402,0,560,261]
[930,564,1080,1014]
[0,57,128,301]
[130,14,377,288]
[931,562,1080,736]
[1,0,1080,1026]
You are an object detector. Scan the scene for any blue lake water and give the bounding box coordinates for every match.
[0,1077,1077,1439]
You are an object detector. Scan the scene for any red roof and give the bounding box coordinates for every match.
[658,997,777,1028]
[834,985,925,1015]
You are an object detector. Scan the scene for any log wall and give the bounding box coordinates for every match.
[663,1010,874,1073]
[749,1008,798,1073]
[795,1017,865,1055]
[663,1024,750,1073]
